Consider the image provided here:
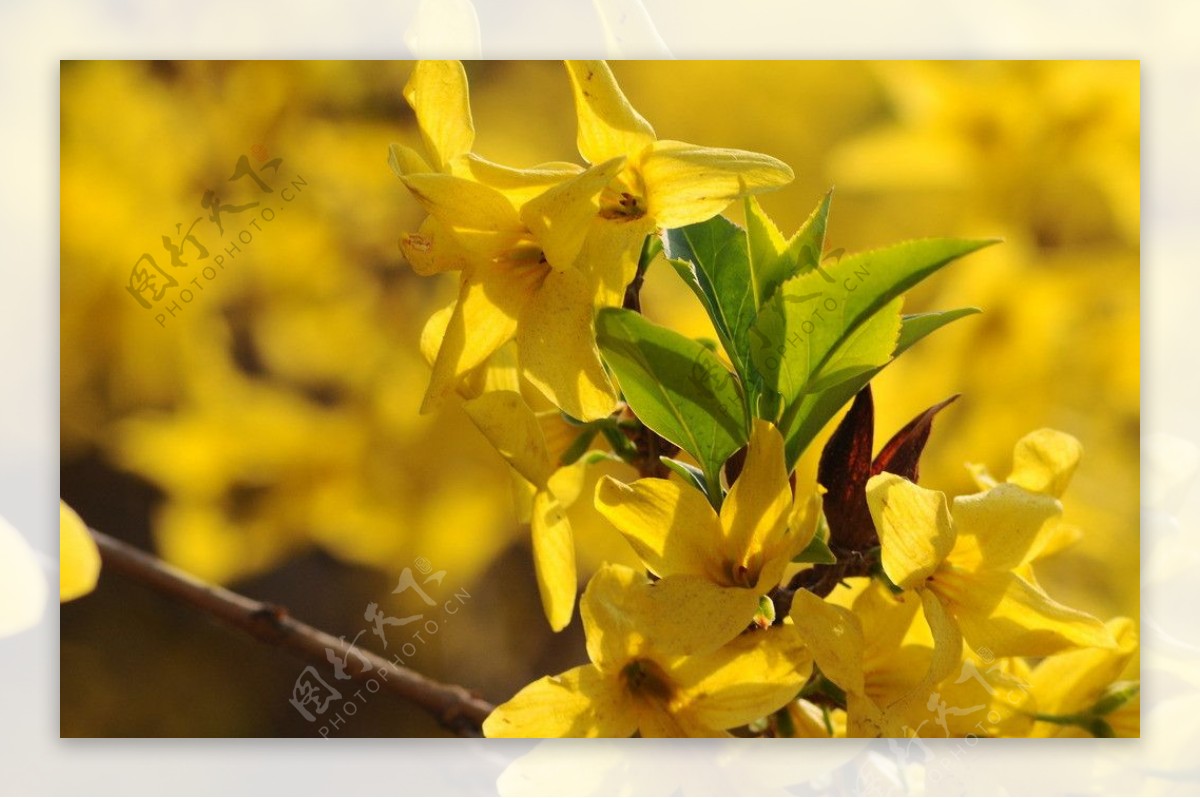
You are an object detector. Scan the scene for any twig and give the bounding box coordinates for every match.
[90,529,495,737]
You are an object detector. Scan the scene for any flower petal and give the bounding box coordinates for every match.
[516,268,618,421]
[634,574,761,656]
[387,143,433,178]
[448,154,582,209]
[789,588,866,696]
[581,564,648,670]
[521,157,626,270]
[931,568,1115,657]
[1007,428,1083,498]
[483,664,637,738]
[641,140,794,229]
[1028,617,1138,735]
[403,60,474,171]
[866,473,956,590]
[421,264,542,412]
[674,625,812,732]
[60,501,100,602]
[869,591,964,737]
[577,214,655,307]
[950,483,1061,572]
[532,490,578,632]
[462,390,553,488]
[399,172,522,254]
[594,475,723,580]
[564,61,656,165]
[401,215,473,277]
[637,702,728,738]
[720,420,791,590]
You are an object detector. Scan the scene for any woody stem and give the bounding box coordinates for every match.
[89,528,494,737]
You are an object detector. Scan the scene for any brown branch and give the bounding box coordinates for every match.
[90,528,494,737]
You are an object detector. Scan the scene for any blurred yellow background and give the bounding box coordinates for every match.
[60,60,1138,736]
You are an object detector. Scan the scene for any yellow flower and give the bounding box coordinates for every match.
[865,442,1114,667]
[1025,616,1139,737]
[393,62,636,421]
[595,420,815,650]
[60,501,101,603]
[967,428,1085,560]
[0,514,48,637]
[563,60,795,304]
[462,390,585,632]
[483,564,811,737]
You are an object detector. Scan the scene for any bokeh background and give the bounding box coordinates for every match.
[59,60,1138,737]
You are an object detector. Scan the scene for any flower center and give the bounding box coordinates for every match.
[723,557,761,590]
[620,658,675,703]
[599,169,648,220]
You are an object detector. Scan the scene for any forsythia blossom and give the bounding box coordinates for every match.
[483,564,811,737]
[390,60,1136,739]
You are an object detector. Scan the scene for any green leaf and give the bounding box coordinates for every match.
[895,308,981,354]
[759,239,995,465]
[664,215,755,377]
[779,306,983,466]
[749,274,902,408]
[776,316,969,474]
[559,425,599,466]
[665,193,837,386]
[746,190,833,294]
[595,308,748,493]
[793,534,837,565]
[659,456,709,496]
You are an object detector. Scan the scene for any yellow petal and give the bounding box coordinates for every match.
[594,475,723,580]
[564,60,656,164]
[1,515,47,636]
[1026,521,1084,562]
[788,588,866,696]
[483,664,637,738]
[633,574,761,656]
[521,157,626,270]
[387,142,433,178]
[930,568,1115,657]
[640,140,794,229]
[1028,617,1138,733]
[1007,428,1083,498]
[577,214,655,307]
[516,268,617,421]
[866,473,955,590]
[1032,614,1132,734]
[950,483,1061,572]
[60,501,101,602]
[674,625,812,731]
[462,390,553,488]
[965,461,999,491]
[449,154,582,209]
[532,491,578,632]
[399,172,522,254]
[581,564,647,670]
[636,702,726,738]
[401,215,473,276]
[403,60,474,171]
[841,577,922,658]
[786,486,824,560]
[720,419,791,590]
[547,461,587,509]
[873,591,964,736]
[538,411,586,473]
[422,264,541,412]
